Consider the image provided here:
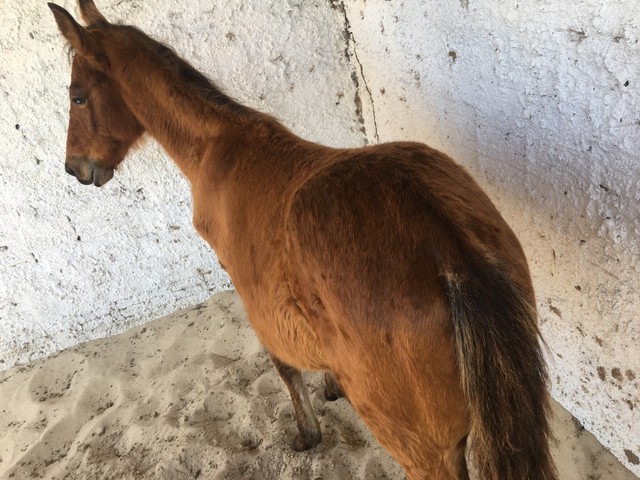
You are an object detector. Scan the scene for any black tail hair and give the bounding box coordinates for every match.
[443,259,558,480]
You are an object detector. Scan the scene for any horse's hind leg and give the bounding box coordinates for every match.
[271,354,321,451]
[324,371,343,401]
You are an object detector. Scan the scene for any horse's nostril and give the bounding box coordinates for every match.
[65,165,76,176]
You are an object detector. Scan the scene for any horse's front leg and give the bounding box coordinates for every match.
[271,354,321,451]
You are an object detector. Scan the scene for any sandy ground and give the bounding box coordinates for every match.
[0,291,637,480]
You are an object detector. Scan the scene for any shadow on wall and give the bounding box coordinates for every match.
[350,1,639,245]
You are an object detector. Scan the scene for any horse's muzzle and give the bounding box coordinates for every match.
[65,159,114,187]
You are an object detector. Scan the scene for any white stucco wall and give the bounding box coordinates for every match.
[0,1,366,368]
[342,0,639,474]
[2,0,639,475]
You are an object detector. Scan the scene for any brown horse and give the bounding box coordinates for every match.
[49,2,557,479]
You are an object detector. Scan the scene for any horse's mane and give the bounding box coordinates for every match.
[148,36,253,117]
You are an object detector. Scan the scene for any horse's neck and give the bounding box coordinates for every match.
[107,38,255,181]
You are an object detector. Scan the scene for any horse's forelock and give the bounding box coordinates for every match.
[64,44,76,64]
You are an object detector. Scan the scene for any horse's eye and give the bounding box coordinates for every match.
[72,97,87,107]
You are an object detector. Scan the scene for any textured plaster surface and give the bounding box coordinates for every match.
[342,0,640,474]
[2,0,639,475]
[0,1,366,368]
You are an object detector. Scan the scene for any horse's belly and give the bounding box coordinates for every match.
[241,285,330,371]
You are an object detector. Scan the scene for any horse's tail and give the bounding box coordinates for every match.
[443,258,558,480]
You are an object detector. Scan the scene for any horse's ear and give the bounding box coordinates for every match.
[48,3,99,58]
[78,0,107,25]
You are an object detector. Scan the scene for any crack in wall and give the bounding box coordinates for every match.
[332,1,379,144]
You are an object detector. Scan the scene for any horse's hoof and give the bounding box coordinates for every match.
[323,372,344,401]
[292,433,320,452]
[324,387,341,401]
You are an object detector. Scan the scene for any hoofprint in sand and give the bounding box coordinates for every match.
[0,291,637,480]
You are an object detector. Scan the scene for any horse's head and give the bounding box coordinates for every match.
[49,1,144,187]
